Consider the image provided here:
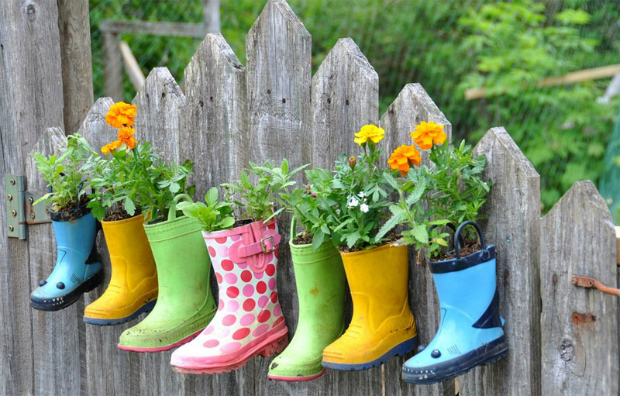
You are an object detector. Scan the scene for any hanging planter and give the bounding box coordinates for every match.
[402,221,507,384]
[268,217,346,381]
[117,195,217,352]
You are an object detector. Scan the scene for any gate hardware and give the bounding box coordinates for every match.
[572,312,596,324]
[571,275,620,297]
[6,175,51,240]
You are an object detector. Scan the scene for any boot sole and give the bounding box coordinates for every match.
[322,335,419,371]
[172,325,289,374]
[267,368,327,382]
[30,267,103,312]
[83,299,157,326]
[402,335,508,384]
[117,328,203,353]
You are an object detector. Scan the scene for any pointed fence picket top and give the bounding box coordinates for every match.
[26,128,82,396]
[134,67,185,162]
[461,127,542,396]
[309,37,379,168]
[540,181,618,395]
[246,0,311,166]
[180,33,248,199]
[379,83,455,396]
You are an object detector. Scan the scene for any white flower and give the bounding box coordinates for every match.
[360,203,369,213]
[347,197,359,208]
[358,191,366,198]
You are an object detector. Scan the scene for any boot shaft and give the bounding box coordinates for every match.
[144,215,212,308]
[52,212,97,264]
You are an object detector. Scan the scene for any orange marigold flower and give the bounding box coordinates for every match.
[388,144,421,176]
[101,140,122,155]
[354,124,385,146]
[106,102,137,128]
[118,126,136,150]
[410,121,446,150]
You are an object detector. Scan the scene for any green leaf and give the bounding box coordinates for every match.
[125,197,136,215]
[311,231,325,251]
[345,231,361,248]
[411,223,429,244]
[206,187,219,206]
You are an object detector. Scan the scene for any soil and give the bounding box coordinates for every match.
[338,232,401,253]
[54,195,89,213]
[293,232,313,245]
[104,208,140,222]
[147,217,167,225]
[233,218,253,228]
[433,239,481,261]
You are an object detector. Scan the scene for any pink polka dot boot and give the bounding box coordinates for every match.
[170,218,289,374]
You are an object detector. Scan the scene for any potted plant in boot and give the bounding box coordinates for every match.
[267,173,347,381]
[379,121,506,384]
[116,158,217,352]
[314,124,419,371]
[84,102,185,326]
[171,159,306,374]
[29,134,103,311]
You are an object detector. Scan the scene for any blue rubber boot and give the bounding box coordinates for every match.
[30,206,103,311]
[402,221,508,384]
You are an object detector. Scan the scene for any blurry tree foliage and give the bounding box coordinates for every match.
[89,0,619,212]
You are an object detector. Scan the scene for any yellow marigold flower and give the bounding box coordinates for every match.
[388,144,421,176]
[106,102,137,128]
[410,121,446,150]
[118,126,136,150]
[354,124,385,146]
[101,140,122,155]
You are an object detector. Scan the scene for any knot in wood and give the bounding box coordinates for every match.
[22,1,38,22]
[559,338,575,362]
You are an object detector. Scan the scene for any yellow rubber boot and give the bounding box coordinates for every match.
[84,214,158,325]
[322,244,418,370]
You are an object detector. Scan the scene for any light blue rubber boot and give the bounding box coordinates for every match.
[402,221,507,384]
[30,206,103,311]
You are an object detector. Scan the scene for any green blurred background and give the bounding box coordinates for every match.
[89,0,620,216]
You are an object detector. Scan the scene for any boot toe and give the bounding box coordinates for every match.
[268,353,323,379]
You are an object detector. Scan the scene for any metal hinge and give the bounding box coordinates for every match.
[571,275,620,297]
[6,175,51,239]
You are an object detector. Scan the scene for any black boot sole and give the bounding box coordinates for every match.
[30,267,104,312]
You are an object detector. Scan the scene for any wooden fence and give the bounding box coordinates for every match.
[1,1,618,395]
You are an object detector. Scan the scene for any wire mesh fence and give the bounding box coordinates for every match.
[89,0,620,215]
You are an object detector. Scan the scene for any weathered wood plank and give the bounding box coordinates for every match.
[180,32,248,199]
[57,0,93,135]
[461,127,542,396]
[203,0,220,34]
[0,1,65,394]
[245,1,313,394]
[309,37,378,168]
[103,32,123,101]
[540,181,618,395]
[379,83,454,396]
[100,19,206,39]
[134,67,185,162]
[26,128,84,396]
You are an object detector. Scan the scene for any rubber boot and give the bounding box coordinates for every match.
[322,243,418,370]
[402,221,508,384]
[84,214,158,325]
[30,205,103,311]
[117,209,217,352]
[171,218,288,374]
[268,218,346,381]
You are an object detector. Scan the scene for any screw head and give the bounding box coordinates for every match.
[11,210,17,217]
[30,212,35,219]
[7,194,12,201]
[9,179,15,185]
[28,197,33,204]
[8,225,14,232]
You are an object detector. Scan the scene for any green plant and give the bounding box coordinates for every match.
[221,159,308,222]
[177,187,235,232]
[32,133,98,212]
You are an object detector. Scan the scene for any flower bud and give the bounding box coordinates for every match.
[348,156,357,169]
[311,192,317,198]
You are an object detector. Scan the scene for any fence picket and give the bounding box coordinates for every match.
[540,181,618,395]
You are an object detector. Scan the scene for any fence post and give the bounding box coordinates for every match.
[103,32,123,102]
[461,127,542,396]
[379,83,454,396]
[540,181,618,394]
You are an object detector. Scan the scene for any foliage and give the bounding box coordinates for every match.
[32,134,98,212]
[177,187,235,232]
[221,159,307,223]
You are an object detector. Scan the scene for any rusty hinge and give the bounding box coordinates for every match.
[572,312,596,324]
[6,175,51,239]
[571,275,620,297]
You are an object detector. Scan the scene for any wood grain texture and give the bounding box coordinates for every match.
[103,32,123,101]
[540,181,618,395]
[379,83,454,396]
[0,1,65,395]
[309,37,378,168]
[26,129,84,396]
[180,33,248,199]
[57,0,94,135]
[461,127,542,396]
[134,67,186,162]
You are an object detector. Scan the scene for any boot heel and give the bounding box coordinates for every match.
[259,334,289,357]
[84,268,104,293]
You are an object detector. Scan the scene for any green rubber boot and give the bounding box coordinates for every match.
[118,203,216,352]
[268,218,346,381]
